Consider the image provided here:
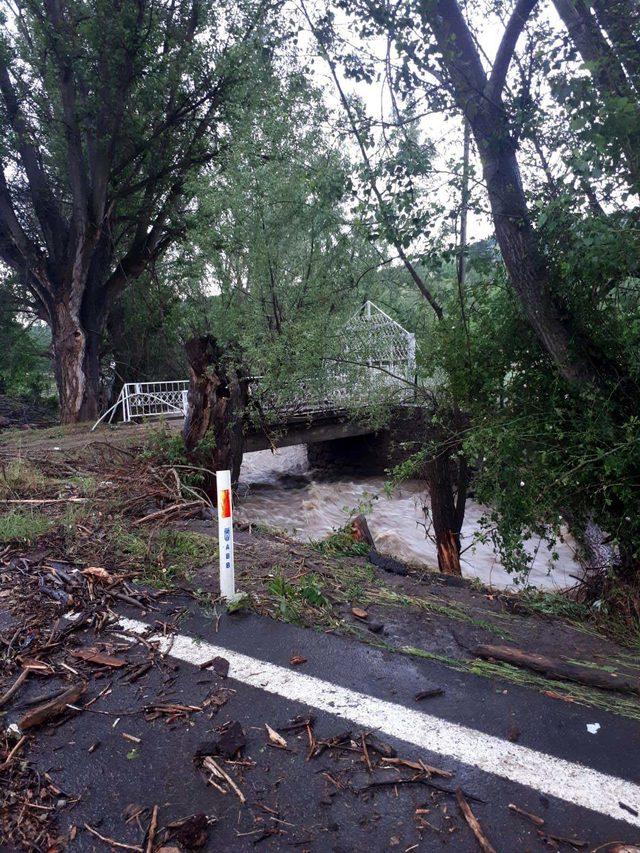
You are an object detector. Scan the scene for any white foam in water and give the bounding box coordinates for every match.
[238,446,580,591]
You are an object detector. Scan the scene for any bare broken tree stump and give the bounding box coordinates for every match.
[350,514,376,550]
[182,336,249,502]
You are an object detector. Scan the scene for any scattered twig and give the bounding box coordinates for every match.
[132,501,202,527]
[84,824,143,851]
[456,787,496,853]
[381,756,454,779]
[508,802,545,826]
[0,668,30,708]
[202,756,246,803]
[145,804,158,853]
[0,735,27,769]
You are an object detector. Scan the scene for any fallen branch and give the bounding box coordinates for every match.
[132,501,202,527]
[0,735,27,770]
[145,804,158,853]
[473,644,640,695]
[456,788,496,853]
[19,683,86,730]
[84,824,143,851]
[359,777,483,802]
[381,756,454,779]
[0,497,87,504]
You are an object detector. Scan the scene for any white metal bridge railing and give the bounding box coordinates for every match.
[91,302,417,430]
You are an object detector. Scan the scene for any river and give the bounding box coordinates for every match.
[237,445,580,591]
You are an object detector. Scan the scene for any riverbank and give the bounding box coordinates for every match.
[1,420,581,591]
[1,426,638,720]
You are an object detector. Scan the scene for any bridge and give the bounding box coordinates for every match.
[93,302,418,460]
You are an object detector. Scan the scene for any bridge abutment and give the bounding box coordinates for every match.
[306,408,428,476]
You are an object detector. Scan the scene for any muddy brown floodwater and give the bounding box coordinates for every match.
[237,445,581,591]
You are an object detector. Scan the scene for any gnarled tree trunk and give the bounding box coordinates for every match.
[51,297,103,424]
[182,335,248,502]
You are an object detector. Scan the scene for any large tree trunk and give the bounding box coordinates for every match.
[51,299,102,424]
[425,453,462,576]
[182,335,248,502]
[473,111,602,385]
[425,0,626,390]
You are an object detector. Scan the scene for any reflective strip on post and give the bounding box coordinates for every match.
[216,470,235,600]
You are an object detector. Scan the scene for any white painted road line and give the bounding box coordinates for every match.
[117,616,640,827]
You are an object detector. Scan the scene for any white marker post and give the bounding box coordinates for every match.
[216,470,235,600]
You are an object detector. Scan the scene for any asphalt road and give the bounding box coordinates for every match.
[11,596,640,852]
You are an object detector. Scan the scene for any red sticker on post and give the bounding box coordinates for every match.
[220,489,232,519]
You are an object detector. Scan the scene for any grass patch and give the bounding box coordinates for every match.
[0,509,54,544]
[364,586,513,639]
[263,568,338,628]
[111,526,216,587]
[67,475,98,497]
[311,527,371,558]
[0,459,51,498]
[520,590,592,622]
[519,588,640,650]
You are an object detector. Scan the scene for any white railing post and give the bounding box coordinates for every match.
[123,385,131,423]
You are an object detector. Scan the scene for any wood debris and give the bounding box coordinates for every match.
[19,683,86,730]
[145,702,202,722]
[144,804,159,853]
[201,756,246,803]
[455,787,496,853]
[508,802,545,826]
[84,823,143,851]
[70,647,127,668]
[414,688,444,701]
[473,643,640,696]
[265,723,288,749]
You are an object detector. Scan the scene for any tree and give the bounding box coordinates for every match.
[339,0,637,393]
[182,69,381,408]
[315,0,640,584]
[0,0,271,422]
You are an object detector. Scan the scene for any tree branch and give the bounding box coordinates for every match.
[487,0,539,102]
[303,1,443,321]
[0,53,66,263]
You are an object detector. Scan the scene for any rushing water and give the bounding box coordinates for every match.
[237,445,580,591]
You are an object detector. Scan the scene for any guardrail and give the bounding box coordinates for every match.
[92,302,417,430]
